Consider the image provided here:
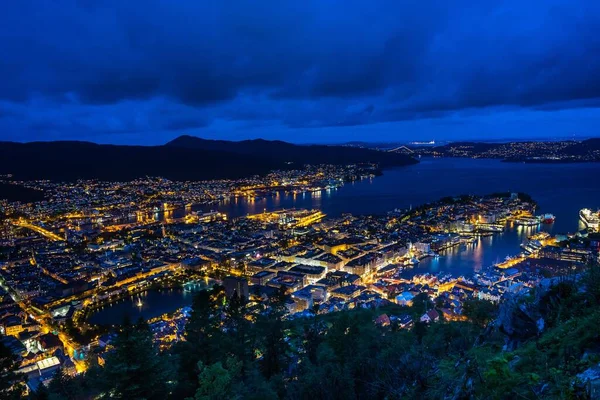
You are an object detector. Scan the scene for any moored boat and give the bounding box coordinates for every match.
[541,213,555,224]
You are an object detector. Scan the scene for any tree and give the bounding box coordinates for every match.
[302,324,323,364]
[585,263,600,305]
[463,298,498,327]
[411,293,433,316]
[30,384,50,400]
[289,345,355,400]
[193,358,241,400]
[183,289,223,364]
[174,287,227,398]
[257,289,289,380]
[412,320,428,345]
[257,309,287,379]
[0,340,25,400]
[97,318,172,399]
[46,368,83,400]
[222,292,254,372]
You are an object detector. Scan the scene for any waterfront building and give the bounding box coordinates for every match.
[580,208,600,231]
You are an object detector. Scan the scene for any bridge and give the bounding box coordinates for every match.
[387,145,414,154]
[13,220,65,241]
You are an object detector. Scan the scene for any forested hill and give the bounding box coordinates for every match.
[166,135,418,167]
[411,138,600,162]
[0,138,417,181]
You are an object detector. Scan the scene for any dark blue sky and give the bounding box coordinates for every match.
[1,1,599,144]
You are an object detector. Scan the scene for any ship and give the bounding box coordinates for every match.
[541,213,555,224]
[477,224,504,232]
[529,231,550,241]
[515,216,540,227]
[520,239,542,255]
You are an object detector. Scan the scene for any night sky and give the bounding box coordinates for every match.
[1,1,600,145]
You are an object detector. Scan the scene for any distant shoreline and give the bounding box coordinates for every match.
[412,154,599,165]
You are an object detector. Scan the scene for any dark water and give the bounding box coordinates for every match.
[88,288,194,326]
[209,158,598,277]
[90,158,600,323]
[213,158,599,232]
[0,182,45,202]
[414,223,545,278]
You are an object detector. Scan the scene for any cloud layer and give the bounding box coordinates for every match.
[1,0,600,143]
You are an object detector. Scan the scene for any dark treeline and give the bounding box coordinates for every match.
[1,265,599,399]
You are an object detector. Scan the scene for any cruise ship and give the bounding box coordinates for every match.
[580,208,600,231]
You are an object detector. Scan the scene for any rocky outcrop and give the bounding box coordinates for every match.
[495,296,541,350]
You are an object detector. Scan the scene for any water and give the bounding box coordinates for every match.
[212,158,600,232]
[88,288,195,326]
[413,223,544,278]
[90,158,600,323]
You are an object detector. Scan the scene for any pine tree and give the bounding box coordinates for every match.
[193,358,242,400]
[30,384,50,400]
[174,286,226,397]
[184,287,226,364]
[0,340,25,400]
[257,287,289,379]
[46,368,82,400]
[223,292,254,371]
[98,318,171,399]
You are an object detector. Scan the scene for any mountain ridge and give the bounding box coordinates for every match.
[0,136,417,181]
[165,135,418,167]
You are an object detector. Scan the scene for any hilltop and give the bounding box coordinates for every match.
[0,137,417,182]
[165,135,418,167]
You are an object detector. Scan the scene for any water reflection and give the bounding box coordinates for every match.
[98,159,600,320]
[88,288,194,326]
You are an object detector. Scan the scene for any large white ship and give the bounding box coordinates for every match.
[580,208,600,231]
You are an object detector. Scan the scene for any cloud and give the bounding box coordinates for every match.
[0,0,599,142]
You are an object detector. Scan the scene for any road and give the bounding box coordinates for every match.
[13,220,65,241]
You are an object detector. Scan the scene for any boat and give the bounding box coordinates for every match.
[515,217,540,226]
[520,240,541,254]
[529,231,550,241]
[541,213,555,224]
[477,224,504,232]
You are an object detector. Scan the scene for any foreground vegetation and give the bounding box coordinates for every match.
[1,264,599,399]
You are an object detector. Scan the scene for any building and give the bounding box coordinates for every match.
[250,270,276,286]
[330,284,365,300]
[267,271,307,292]
[291,285,327,311]
[413,242,431,254]
[223,276,249,300]
[395,291,415,306]
[3,317,23,337]
[289,264,327,284]
[396,314,414,329]
[420,309,440,323]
